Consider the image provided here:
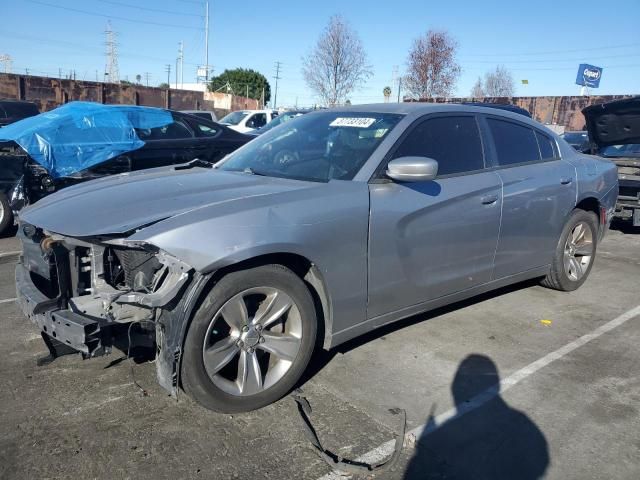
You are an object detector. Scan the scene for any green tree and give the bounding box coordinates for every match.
[208,68,271,102]
[158,82,170,89]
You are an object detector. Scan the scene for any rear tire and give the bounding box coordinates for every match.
[181,264,317,412]
[0,193,14,236]
[541,209,598,291]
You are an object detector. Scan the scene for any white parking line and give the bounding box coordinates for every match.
[0,298,17,304]
[318,304,640,479]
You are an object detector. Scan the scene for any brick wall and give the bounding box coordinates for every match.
[0,73,257,117]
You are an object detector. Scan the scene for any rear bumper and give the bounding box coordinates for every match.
[16,263,109,357]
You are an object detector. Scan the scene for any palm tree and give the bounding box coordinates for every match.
[383,86,392,102]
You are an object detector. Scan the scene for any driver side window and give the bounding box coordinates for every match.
[392,116,485,176]
[247,113,267,129]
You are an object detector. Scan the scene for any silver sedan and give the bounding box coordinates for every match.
[16,103,618,412]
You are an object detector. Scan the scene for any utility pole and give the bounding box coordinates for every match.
[273,61,282,109]
[204,1,209,81]
[178,41,184,89]
[105,21,120,84]
[165,64,171,88]
[144,72,151,87]
[397,76,402,103]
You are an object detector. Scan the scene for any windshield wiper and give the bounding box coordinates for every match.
[175,158,212,170]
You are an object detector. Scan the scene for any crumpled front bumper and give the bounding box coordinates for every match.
[16,263,110,357]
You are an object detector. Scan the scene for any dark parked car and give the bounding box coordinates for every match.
[0,100,39,127]
[560,130,590,152]
[583,97,640,225]
[0,102,251,233]
[16,104,617,412]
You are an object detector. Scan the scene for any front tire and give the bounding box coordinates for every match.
[181,264,317,412]
[0,193,14,236]
[541,209,598,291]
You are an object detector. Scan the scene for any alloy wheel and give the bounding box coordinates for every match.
[563,221,594,281]
[201,287,302,396]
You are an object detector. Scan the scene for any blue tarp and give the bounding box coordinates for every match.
[0,101,172,178]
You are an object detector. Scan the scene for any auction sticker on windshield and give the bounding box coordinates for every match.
[330,117,376,128]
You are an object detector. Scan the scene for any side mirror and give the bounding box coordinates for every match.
[386,156,438,182]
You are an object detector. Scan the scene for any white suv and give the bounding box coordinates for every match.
[219,109,278,133]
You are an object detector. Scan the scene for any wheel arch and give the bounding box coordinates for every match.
[180,252,333,361]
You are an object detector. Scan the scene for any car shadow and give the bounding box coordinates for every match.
[403,354,549,479]
[299,278,540,386]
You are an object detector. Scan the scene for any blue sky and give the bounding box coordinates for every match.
[3,0,640,107]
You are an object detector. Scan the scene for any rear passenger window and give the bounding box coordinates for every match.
[487,118,540,166]
[392,116,484,176]
[536,131,556,159]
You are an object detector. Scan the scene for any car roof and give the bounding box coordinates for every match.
[324,102,544,128]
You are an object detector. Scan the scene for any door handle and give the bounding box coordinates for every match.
[481,194,498,205]
[560,177,573,185]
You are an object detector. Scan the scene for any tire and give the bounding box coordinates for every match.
[0,193,14,236]
[181,264,317,412]
[541,209,598,291]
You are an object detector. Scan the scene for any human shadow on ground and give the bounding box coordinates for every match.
[404,354,549,480]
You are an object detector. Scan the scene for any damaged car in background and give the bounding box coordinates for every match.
[16,104,617,413]
[0,101,251,234]
[583,96,640,226]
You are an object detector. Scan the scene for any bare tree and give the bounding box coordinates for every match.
[302,15,372,106]
[404,30,461,99]
[470,77,484,98]
[483,65,515,97]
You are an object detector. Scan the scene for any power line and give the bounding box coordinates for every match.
[26,0,203,30]
[462,42,640,58]
[96,0,203,17]
[1,30,202,67]
[461,53,640,65]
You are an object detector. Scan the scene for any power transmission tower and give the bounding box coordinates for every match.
[105,21,120,84]
[0,54,13,74]
[144,72,151,87]
[178,41,184,89]
[165,64,171,88]
[273,61,282,109]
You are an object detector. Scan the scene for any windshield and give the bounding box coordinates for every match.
[600,144,640,157]
[220,111,250,125]
[219,111,403,182]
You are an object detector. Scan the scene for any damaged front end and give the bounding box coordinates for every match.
[16,222,197,394]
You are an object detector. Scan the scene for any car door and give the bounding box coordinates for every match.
[132,116,199,170]
[483,115,577,279]
[367,114,503,320]
[185,117,246,163]
[245,113,267,130]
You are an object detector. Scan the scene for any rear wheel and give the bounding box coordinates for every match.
[541,209,598,291]
[181,264,317,412]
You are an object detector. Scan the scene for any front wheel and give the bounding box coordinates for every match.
[0,193,14,236]
[541,209,598,291]
[181,264,317,412]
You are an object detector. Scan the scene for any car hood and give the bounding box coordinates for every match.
[582,97,640,148]
[20,166,319,237]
